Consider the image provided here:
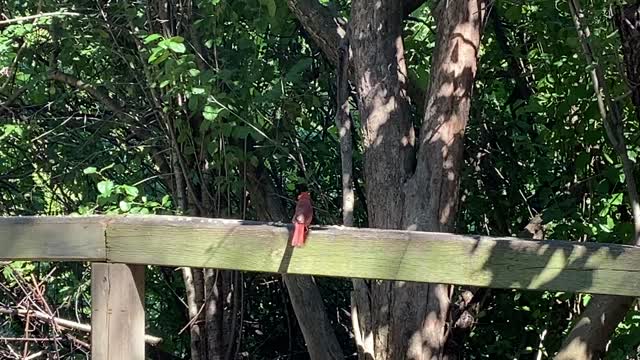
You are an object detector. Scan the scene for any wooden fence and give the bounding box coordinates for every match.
[1,215,639,359]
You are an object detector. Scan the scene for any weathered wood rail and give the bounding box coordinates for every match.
[1,214,639,359]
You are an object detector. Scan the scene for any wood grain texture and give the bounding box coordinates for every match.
[1,215,640,296]
[0,216,107,261]
[104,215,640,297]
[91,263,145,360]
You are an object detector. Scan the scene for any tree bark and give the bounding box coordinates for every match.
[348,0,486,359]
[286,0,428,113]
[555,295,636,360]
[181,267,203,360]
[350,0,416,230]
[336,28,354,227]
[205,268,224,360]
[349,7,416,358]
[284,275,345,360]
[402,1,485,358]
[614,3,640,124]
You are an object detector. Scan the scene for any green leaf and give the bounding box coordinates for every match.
[119,200,131,212]
[285,58,312,83]
[603,151,615,164]
[83,167,97,174]
[97,180,114,196]
[168,42,186,53]
[203,105,222,121]
[143,34,162,44]
[610,193,623,206]
[148,48,168,64]
[200,119,211,133]
[192,87,206,95]
[166,37,186,53]
[504,6,522,22]
[122,185,139,198]
[221,122,233,137]
[233,126,250,139]
[575,152,590,175]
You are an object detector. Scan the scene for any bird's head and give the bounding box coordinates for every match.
[298,191,311,200]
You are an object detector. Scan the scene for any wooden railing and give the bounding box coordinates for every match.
[2,215,639,359]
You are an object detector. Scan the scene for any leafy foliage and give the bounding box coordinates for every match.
[1,0,639,358]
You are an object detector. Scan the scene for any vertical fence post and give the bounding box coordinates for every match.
[91,263,145,360]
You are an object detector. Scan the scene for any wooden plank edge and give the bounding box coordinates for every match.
[0,215,110,261]
[102,215,640,297]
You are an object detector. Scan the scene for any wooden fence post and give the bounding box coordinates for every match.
[91,263,145,360]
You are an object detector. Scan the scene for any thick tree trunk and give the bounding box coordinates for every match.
[555,295,635,360]
[350,0,415,231]
[205,268,224,360]
[348,0,485,359]
[286,0,484,358]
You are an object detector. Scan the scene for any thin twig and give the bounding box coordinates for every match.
[0,307,163,345]
[0,337,62,342]
[568,0,640,244]
[178,270,219,335]
[0,12,81,25]
[24,350,44,360]
[29,274,61,357]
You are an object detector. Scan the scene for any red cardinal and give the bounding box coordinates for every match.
[291,191,313,247]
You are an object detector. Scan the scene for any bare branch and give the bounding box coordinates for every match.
[48,71,123,114]
[0,307,162,345]
[0,12,81,26]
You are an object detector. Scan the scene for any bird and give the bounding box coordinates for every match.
[291,191,313,247]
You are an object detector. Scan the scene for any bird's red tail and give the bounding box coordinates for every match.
[291,222,306,247]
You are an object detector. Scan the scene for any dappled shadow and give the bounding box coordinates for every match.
[471,235,636,295]
[348,0,487,356]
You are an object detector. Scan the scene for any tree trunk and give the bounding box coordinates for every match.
[286,0,428,116]
[348,0,486,359]
[555,295,636,360]
[614,3,640,124]
[284,275,345,360]
[205,268,224,360]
